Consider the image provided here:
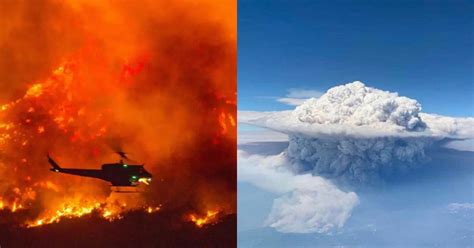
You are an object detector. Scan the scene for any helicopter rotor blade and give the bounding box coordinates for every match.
[114,151,138,163]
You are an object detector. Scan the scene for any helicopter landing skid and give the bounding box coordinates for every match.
[111,186,143,193]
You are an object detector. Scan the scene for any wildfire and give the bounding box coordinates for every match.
[187,210,220,228]
[0,62,142,227]
[0,0,236,235]
[0,198,24,213]
[28,201,103,227]
[0,59,233,228]
[26,202,163,228]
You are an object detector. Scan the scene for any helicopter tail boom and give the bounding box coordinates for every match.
[47,155,62,172]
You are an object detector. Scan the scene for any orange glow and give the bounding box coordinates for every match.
[0,0,236,230]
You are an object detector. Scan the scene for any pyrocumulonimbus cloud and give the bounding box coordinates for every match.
[238,81,474,233]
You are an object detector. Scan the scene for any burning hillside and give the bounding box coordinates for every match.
[0,0,236,246]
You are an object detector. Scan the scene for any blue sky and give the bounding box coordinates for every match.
[238,0,473,116]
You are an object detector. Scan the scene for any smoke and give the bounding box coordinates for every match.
[238,81,473,234]
[241,82,473,139]
[419,113,474,138]
[287,135,432,182]
[240,81,474,182]
[0,0,236,229]
[293,81,425,130]
[238,151,359,234]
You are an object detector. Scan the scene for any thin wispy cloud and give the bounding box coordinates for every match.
[286,89,324,98]
[277,88,324,106]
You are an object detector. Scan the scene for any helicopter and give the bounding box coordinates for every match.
[47,152,153,191]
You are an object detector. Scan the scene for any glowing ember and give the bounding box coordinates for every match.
[146,206,161,214]
[25,84,43,97]
[37,126,45,134]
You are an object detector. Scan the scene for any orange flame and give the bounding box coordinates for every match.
[187,210,220,228]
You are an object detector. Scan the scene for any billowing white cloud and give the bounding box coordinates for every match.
[238,81,473,234]
[238,151,359,233]
[293,81,424,130]
[240,82,474,139]
[240,82,474,182]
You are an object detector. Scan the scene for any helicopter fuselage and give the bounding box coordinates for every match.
[48,156,153,187]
